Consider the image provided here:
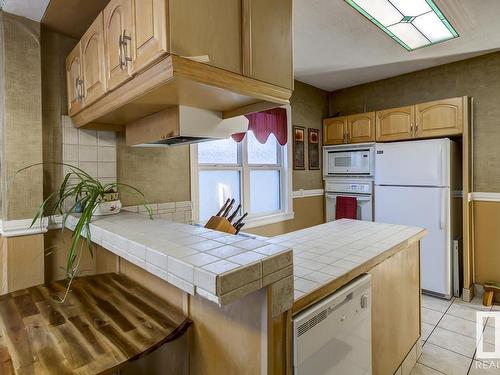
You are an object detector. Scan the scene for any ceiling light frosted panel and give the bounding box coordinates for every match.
[345,0,459,51]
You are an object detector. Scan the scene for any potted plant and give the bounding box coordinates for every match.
[17,163,152,302]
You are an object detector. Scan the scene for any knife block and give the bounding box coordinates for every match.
[204,216,237,234]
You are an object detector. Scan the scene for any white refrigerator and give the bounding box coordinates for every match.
[374,138,461,299]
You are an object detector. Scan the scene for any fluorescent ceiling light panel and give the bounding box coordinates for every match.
[345,0,459,51]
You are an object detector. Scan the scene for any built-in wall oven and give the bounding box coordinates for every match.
[325,179,373,221]
[323,143,375,177]
[323,143,375,222]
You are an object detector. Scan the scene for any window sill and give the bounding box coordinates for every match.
[243,211,294,229]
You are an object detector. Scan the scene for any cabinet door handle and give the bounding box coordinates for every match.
[75,78,84,101]
[415,123,419,135]
[119,34,125,70]
[410,123,414,136]
[119,30,132,69]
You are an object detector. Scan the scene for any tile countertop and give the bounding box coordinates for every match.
[65,212,292,306]
[266,219,426,302]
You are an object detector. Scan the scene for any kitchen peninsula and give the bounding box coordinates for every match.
[65,212,426,375]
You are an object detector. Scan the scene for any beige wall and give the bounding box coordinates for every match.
[472,201,500,288]
[330,51,500,192]
[41,27,77,199]
[291,81,329,191]
[247,195,324,237]
[0,12,43,220]
[116,134,191,206]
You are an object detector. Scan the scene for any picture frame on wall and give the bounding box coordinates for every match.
[308,128,320,170]
[293,126,305,170]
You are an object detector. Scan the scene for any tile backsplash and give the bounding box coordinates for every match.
[122,201,193,224]
[62,116,117,185]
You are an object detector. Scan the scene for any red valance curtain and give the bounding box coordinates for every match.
[231,108,287,145]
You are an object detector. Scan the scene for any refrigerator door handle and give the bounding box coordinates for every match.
[440,144,446,187]
[440,188,446,230]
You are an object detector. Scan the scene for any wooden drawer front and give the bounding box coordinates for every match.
[132,0,168,74]
[376,106,414,142]
[416,97,463,138]
[104,0,133,91]
[66,43,83,116]
[348,112,375,143]
[81,13,107,107]
[323,117,347,145]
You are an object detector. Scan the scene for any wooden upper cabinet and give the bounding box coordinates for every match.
[81,13,107,107]
[348,112,375,143]
[324,117,347,145]
[244,0,293,89]
[104,0,133,91]
[131,0,168,74]
[415,97,464,138]
[66,43,83,116]
[170,0,242,74]
[376,106,414,142]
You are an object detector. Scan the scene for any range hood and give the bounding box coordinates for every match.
[126,105,249,147]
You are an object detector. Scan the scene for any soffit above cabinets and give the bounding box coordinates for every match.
[41,0,110,39]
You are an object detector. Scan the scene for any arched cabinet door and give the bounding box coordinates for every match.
[376,106,415,142]
[416,97,464,138]
[104,0,133,91]
[131,0,168,74]
[66,43,83,116]
[348,112,375,143]
[324,117,347,145]
[81,13,107,107]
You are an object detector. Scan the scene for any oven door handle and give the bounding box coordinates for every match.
[325,193,372,202]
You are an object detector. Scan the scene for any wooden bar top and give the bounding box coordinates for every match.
[0,273,191,375]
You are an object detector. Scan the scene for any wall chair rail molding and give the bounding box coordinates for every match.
[292,189,324,198]
[469,192,500,202]
[0,218,49,237]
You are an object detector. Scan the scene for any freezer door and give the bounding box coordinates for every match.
[375,139,450,187]
[375,185,451,298]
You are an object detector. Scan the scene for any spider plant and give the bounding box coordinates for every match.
[17,163,152,303]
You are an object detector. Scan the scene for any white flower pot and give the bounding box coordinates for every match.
[93,200,122,216]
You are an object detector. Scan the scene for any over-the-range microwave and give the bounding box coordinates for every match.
[323,143,375,177]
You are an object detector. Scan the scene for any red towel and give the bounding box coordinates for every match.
[336,196,358,220]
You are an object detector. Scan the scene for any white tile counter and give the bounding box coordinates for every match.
[266,219,426,302]
[66,212,292,306]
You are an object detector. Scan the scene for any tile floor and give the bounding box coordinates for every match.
[412,295,500,374]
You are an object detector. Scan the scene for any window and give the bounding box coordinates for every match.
[191,123,293,228]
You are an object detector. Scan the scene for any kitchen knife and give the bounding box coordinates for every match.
[235,222,245,234]
[216,198,231,216]
[227,204,241,222]
[233,212,248,227]
[221,199,235,218]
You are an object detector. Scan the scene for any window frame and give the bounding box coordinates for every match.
[190,105,293,228]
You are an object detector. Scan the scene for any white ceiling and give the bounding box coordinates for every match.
[294,0,500,91]
[0,0,49,22]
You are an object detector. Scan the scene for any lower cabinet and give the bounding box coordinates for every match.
[370,242,420,375]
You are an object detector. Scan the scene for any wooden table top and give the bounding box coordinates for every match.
[0,273,191,375]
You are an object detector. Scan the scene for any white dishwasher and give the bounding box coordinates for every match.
[293,274,372,375]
